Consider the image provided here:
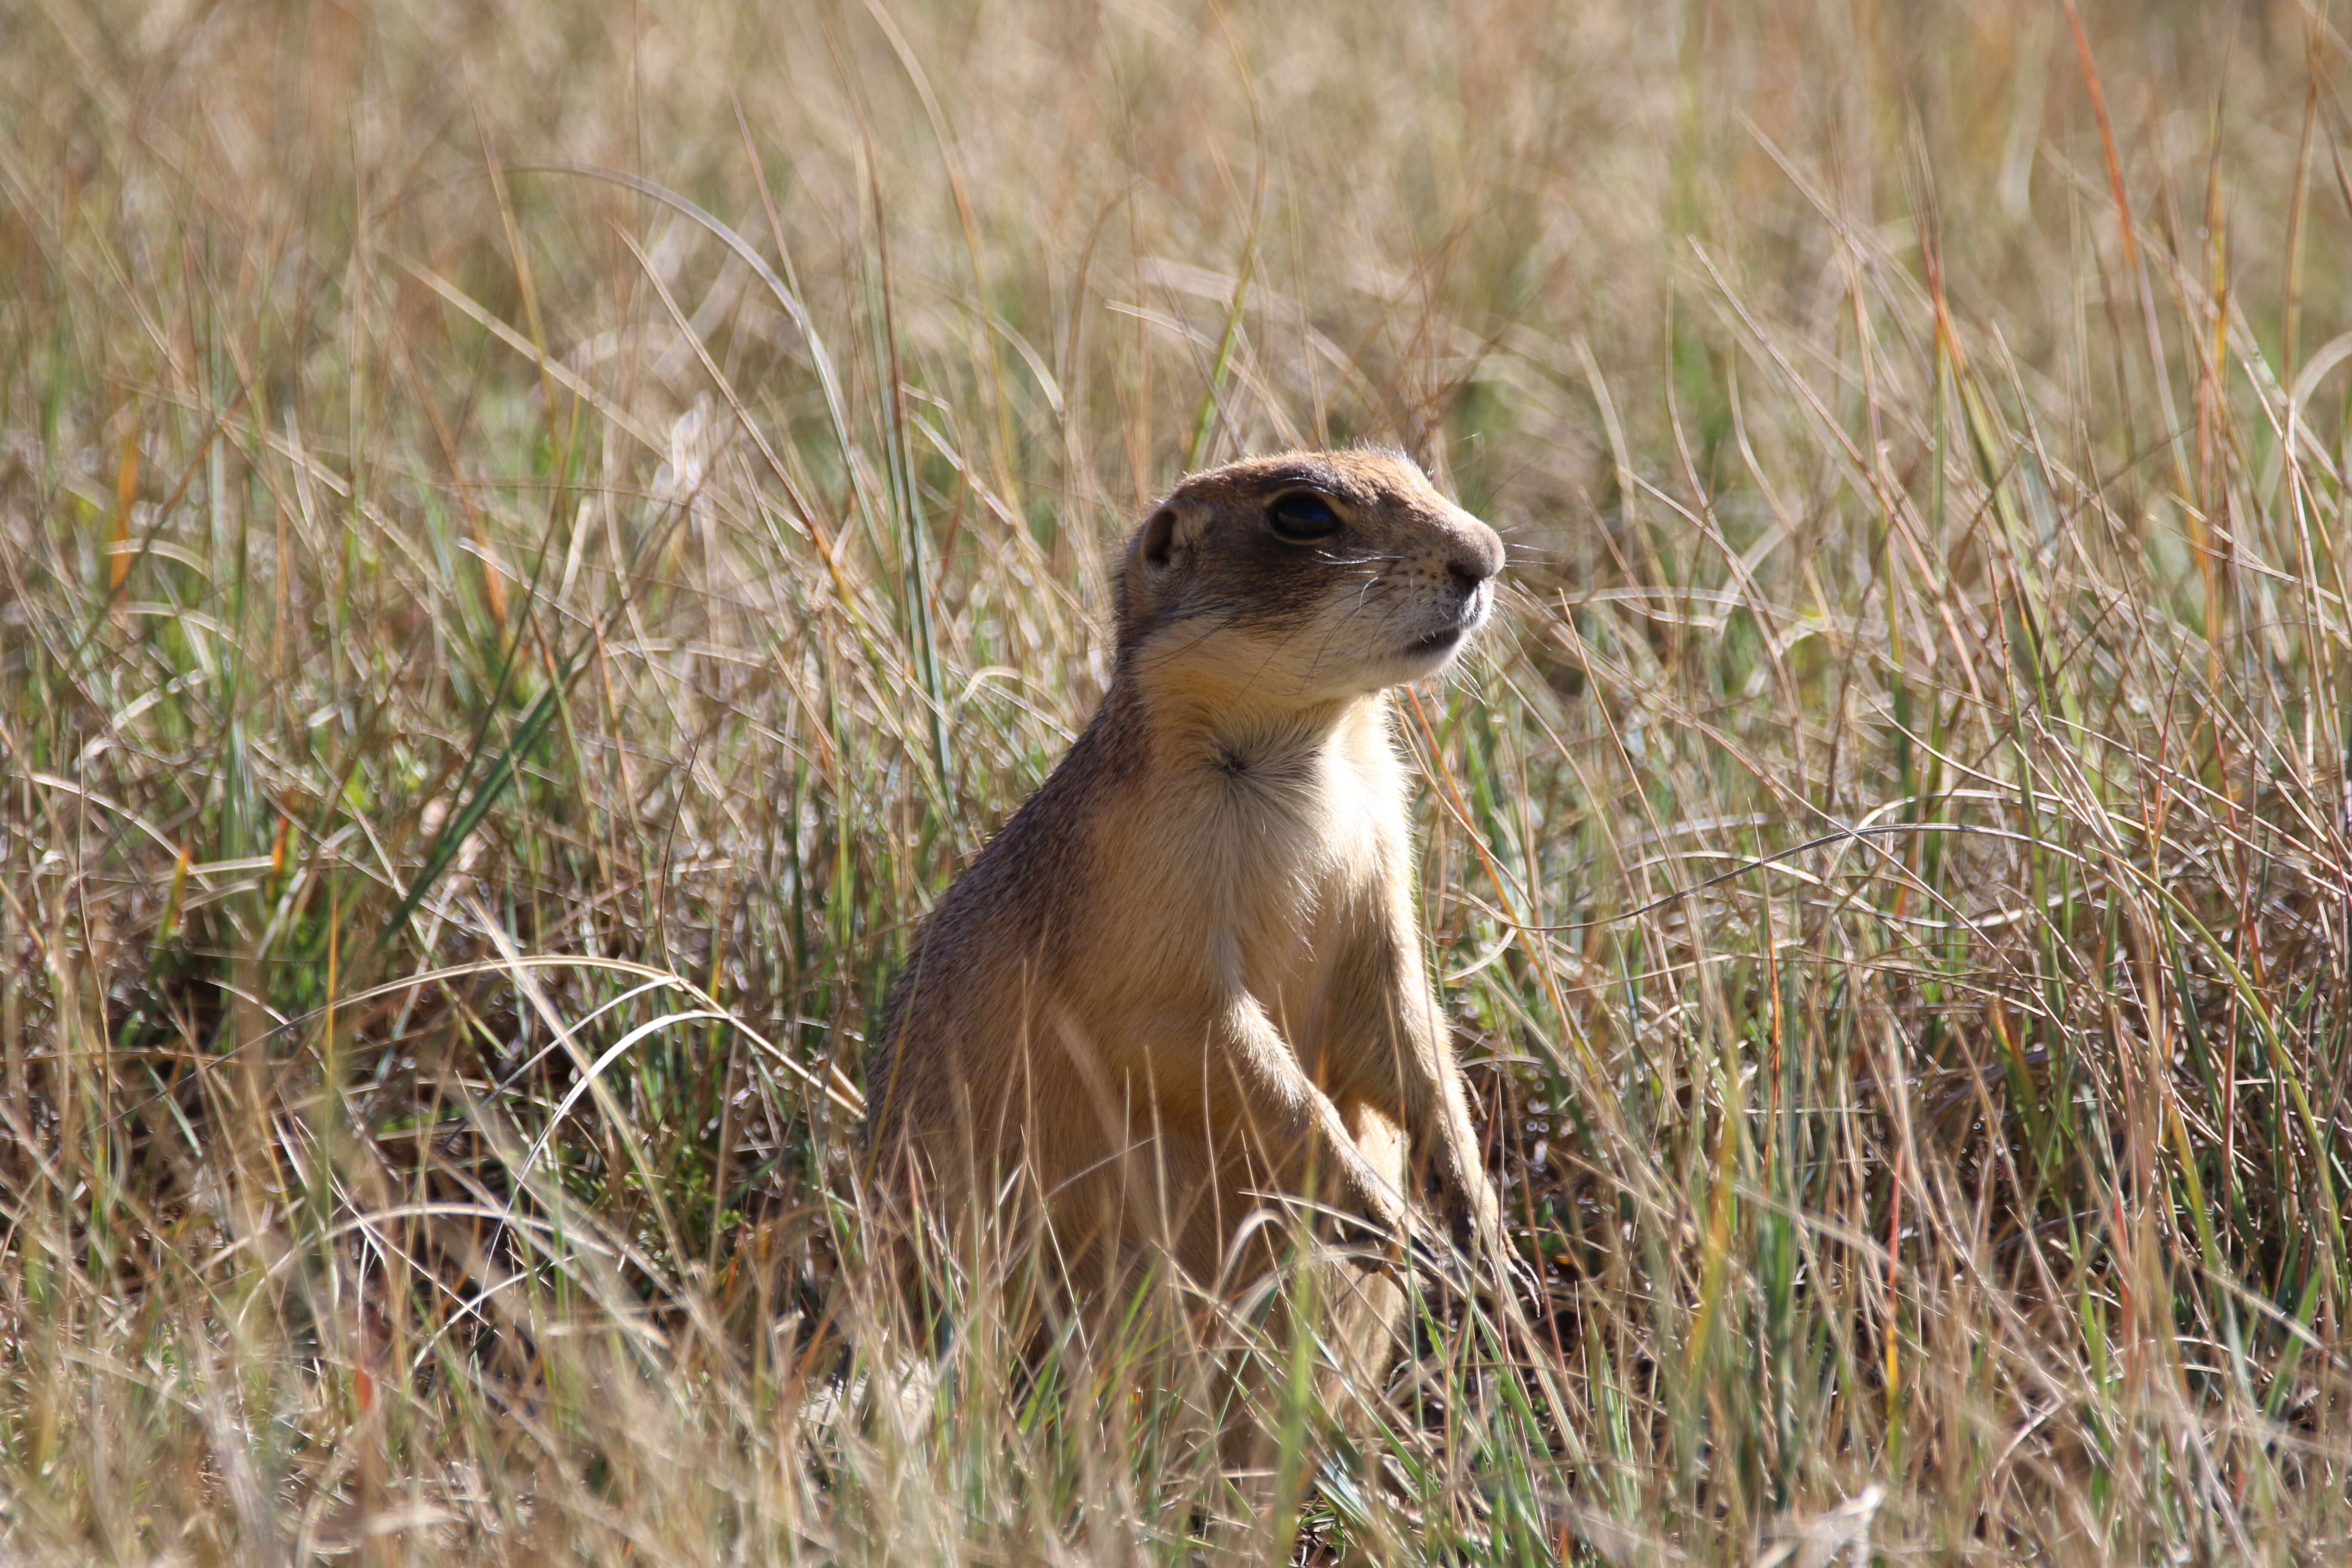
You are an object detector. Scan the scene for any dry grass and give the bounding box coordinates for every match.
[3,0,2351,1561]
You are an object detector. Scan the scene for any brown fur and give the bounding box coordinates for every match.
[861,449,1506,1370]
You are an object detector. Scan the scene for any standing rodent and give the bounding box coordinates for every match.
[861,448,1507,1356]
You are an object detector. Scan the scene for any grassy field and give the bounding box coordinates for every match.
[3,0,2350,1561]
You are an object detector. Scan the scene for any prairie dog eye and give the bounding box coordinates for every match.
[1268,493,1341,543]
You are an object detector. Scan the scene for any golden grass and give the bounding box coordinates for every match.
[3,0,2349,1561]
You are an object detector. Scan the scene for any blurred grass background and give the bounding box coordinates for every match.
[3,0,2349,1561]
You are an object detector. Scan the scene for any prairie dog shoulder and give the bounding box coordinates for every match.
[863,449,1506,1290]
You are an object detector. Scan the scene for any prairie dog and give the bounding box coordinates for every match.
[862,449,1506,1328]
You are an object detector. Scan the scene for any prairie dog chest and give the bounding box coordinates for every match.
[1209,713,1396,856]
[1157,715,1406,990]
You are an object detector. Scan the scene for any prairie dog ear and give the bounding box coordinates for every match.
[1136,505,1182,570]
[1120,502,1192,630]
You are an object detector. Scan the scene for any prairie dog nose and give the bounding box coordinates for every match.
[1445,509,1506,587]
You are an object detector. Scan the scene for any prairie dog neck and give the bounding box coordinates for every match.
[1126,671,1383,783]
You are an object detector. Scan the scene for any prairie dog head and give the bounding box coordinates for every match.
[1116,450,1506,709]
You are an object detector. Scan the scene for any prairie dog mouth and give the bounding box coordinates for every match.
[1404,626,1465,658]
[1402,582,1490,661]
